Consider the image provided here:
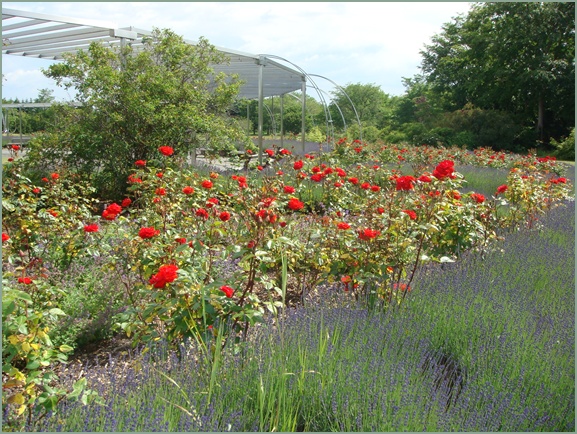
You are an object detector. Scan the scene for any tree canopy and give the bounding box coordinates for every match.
[420,2,575,145]
[29,29,250,200]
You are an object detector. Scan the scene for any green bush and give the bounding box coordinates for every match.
[550,128,575,161]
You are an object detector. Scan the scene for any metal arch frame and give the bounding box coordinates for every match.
[2,7,307,100]
[308,74,363,143]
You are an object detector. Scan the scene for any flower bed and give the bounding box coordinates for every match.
[2,141,573,430]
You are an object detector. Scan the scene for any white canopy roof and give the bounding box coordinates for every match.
[2,7,306,99]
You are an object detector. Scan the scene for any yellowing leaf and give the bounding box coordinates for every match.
[8,393,25,405]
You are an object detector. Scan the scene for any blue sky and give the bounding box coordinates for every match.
[2,2,473,102]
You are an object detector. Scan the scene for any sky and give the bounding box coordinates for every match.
[2,2,473,102]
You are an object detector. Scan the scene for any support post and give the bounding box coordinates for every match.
[257,57,265,165]
[301,79,306,155]
[280,94,284,149]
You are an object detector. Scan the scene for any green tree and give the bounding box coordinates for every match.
[420,2,575,147]
[329,83,392,133]
[28,29,249,200]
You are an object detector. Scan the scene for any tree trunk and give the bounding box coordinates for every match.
[537,94,544,143]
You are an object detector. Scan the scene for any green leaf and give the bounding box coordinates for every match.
[49,308,67,316]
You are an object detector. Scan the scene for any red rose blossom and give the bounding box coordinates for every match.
[348,177,359,185]
[155,188,166,196]
[121,198,132,208]
[182,186,195,195]
[361,182,371,190]
[418,175,432,183]
[139,227,160,239]
[396,176,416,191]
[402,210,417,220]
[496,185,508,194]
[149,264,179,288]
[219,211,231,222]
[337,222,351,230]
[264,149,275,157]
[293,161,304,170]
[287,198,304,211]
[220,285,234,298]
[83,224,99,233]
[471,193,485,204]
[358,228,381,241]
[2,233,10,243]
[432,160,455,180]
[135,160,146,167]
[18,277,33,285]
[201,180,213,189]
[283,185,295,194]
[51,173,59,180]
[196,208,209,219]
[158,146,174,156]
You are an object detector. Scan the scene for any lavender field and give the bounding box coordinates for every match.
[33,197,575,432]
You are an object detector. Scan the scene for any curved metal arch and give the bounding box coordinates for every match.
[259,54,335,146]
[308,74,363,143]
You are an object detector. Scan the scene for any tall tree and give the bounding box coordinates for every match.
[420,2,575,145]
[329,83,391,132]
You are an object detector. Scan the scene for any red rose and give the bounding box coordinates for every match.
[18,277,33,285]
[2,233,10,243]
[337,222,350,230]
[336,168,347,177]
[348,177,359,185]
[182,186,195,195]
[377,207,385,214]
[361,182,371,190]
[396,176,416,191]
[156,172,164,178]
[247,240,256,249]
[206,198,219,208]
[432,160,455,180]
[196,208,209,219]
[370,185,380,192]
[283,185,295,194]
[128,174,142,184]
[402,210,417,220]
[155,188,166,196]
[264,149,275,157]
[293,160,304,170]
[158,146,174,156]
[175,237,187,244]
[32,188,41,194]
[42,177,49,183]
[358,228,380,240]
[51,173,59,180]
[11,145,20,151]
[418,175,432,183]
[496,185,508,195]
[471,193,485,204]
[280,148,291,155]
[236,176,248,189]
[334,182,343,188]
[201,180,213,189]
[139,227,160,239]
[257,165,264,171]
[83,224,99,233]
[219,211,231,221]
[287,198,304,211]
[149,264,179,288]
[220,285,234,298]
[135,160,146,167]
[311,173,323,182]
[121,198,132,208]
